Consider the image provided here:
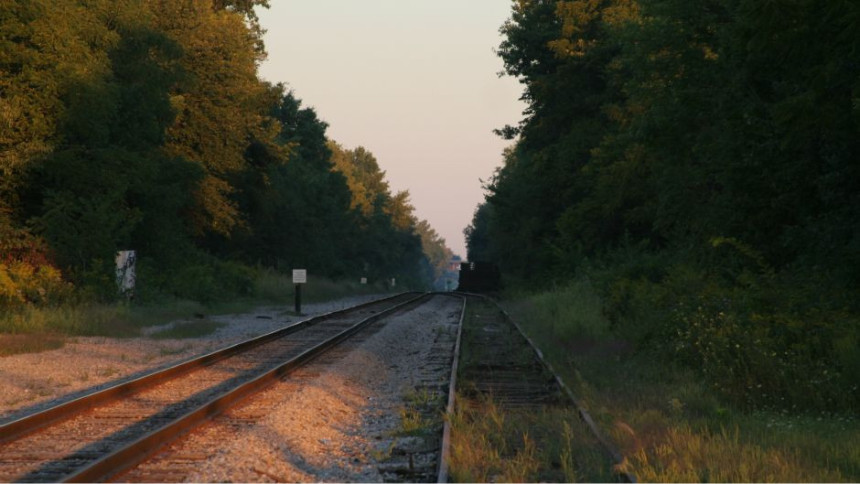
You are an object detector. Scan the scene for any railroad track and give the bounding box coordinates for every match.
[0,292,427,482]
[438,293,636,483]
[456,297,565,408]
[127,293,466,483]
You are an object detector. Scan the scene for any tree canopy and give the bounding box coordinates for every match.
[471,0,860,284]
[1,0,452,303]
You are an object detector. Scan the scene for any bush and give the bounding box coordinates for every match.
[575,245,859,412]
[672,294,857,412]
[0,261,71,307]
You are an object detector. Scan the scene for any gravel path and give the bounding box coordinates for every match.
[0,294,388,424]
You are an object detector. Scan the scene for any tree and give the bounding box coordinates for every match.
[150,0,274,238]
[233,88,357,276]
[416,218,454,284]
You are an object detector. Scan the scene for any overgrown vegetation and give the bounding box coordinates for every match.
[505,280,860,482]
[449,398,611,483]
[448,299,612,482]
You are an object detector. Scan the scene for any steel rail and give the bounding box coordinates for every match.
[62,292,430,482]
[0,292,414,445]
[436,295,466,483]
[452,292,637,484]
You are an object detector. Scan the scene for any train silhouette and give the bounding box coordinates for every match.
[456,261,501,293]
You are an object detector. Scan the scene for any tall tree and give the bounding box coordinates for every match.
[150,0,274,238]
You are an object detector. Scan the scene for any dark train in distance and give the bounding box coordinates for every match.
[456,261,501,293]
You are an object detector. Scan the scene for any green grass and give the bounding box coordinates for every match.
[503,280,860,482]
[0,299,208,338]
[253,269,390,305]
[392,386,446,438]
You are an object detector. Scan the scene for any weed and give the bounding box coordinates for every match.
[397,407,426,436]
[370,441,396,461]
[405,387,440,408]
[448,300,613,482]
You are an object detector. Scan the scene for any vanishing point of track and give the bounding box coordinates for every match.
[0,293,427,482]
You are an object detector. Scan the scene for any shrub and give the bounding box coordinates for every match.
[0,261,71,308]
[584,247,858,412]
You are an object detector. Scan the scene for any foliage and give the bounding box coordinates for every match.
[0,259,69,307]
[329,141,437,288]
[415,219,454,288]
[1,0,448,311]
[470,0,860,414]
[476,0,860,281]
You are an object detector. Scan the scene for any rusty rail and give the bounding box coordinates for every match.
[444,292,637,483]
[0,292,426,482]
[64,292,429,482]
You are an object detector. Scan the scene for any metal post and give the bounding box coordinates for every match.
[295,283,302,315]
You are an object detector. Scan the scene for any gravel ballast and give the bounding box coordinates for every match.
[126,294,461,482]
[0,294,462,482]
[0,294,387,424]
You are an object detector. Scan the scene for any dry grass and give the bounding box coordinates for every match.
[448,397,610,482]
[0,333,65,357]
[447,299,613,482]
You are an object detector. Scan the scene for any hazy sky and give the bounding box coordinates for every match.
[254,0,525,257]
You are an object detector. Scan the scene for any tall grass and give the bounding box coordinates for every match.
[448,396,611,483]
[510,279,610,342]
[505,279,860,482]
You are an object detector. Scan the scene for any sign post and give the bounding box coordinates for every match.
[292,269,307,314]
[115,250,136,301]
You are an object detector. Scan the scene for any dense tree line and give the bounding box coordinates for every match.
[469,0,859,410]
[1,0,451,304]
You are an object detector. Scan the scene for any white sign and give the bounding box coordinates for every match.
[360,277,367,284]
[292,269,307,284]
[115,250,136,297]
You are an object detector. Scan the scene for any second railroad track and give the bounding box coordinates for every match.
[0,292,428,482]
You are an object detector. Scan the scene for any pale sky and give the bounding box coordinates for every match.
[254,0,525,257]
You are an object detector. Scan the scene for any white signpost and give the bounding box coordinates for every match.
[292,269,307,284]
[292,269,307,314]
[115,250,136,300]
